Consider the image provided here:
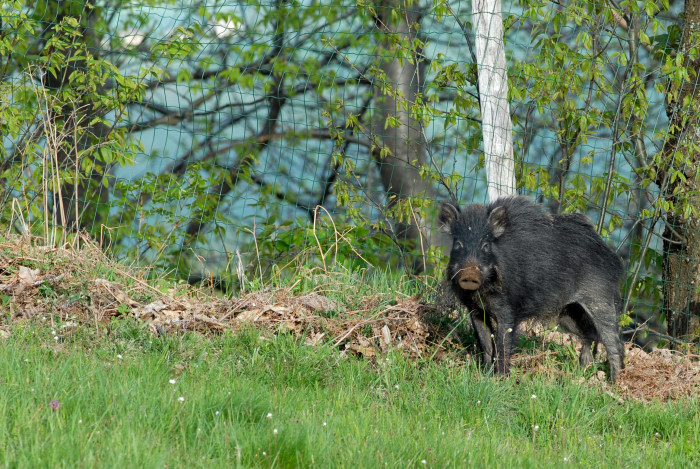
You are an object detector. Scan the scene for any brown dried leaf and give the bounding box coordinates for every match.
[135,300,167,319]
[380,325,392,350]
[348,342,376,357]
[160,309,181,320]
[305,332,326,346]
[281,321,301,333]
[191,314,226,330]
[18,266,41,285]
[94,278,138,306]
[297,294,338,312]
[236,309,261,322]
[266,305,289,315]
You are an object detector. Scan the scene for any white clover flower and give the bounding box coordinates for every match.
[178,396,185,402]
[169,379,176,384]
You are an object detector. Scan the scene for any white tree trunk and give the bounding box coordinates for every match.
[472,0,516,201]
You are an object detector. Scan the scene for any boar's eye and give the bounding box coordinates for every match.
[481,242,490,254]
[454,240,464,250]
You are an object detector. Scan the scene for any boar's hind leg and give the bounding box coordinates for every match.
[577,301,624,382]
[558,304,598,368]
[470,312,495,368]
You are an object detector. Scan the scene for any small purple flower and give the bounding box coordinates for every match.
[49,400,60,411]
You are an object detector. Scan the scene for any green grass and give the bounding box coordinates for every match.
[0,320,697,468]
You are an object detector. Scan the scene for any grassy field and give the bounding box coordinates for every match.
[0,319,698,468]
[0,236,698,467]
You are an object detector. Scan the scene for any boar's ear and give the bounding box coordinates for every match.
[488,205,507,238]
[439,202,460,233]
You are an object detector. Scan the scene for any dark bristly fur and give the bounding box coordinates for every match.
[440,196,625,381]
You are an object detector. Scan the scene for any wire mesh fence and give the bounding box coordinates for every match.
[0,0,698,342]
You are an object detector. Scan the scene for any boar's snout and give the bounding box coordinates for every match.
[457,263,482,291]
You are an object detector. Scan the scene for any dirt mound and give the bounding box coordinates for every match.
[0,236,465,361]
[1,235,697,402]
[131,290,464,361]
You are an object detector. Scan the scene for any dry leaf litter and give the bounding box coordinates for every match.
[0,235,697,403]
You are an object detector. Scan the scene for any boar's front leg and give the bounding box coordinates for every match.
[470,310,495,368]
[493,304,517,376]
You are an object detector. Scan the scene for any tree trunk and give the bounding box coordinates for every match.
[41,2,111,239]
[660,0,700,342]
[371,1,440,273]
[472,0,516,201]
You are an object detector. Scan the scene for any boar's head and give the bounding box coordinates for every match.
[440,202,507,295]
